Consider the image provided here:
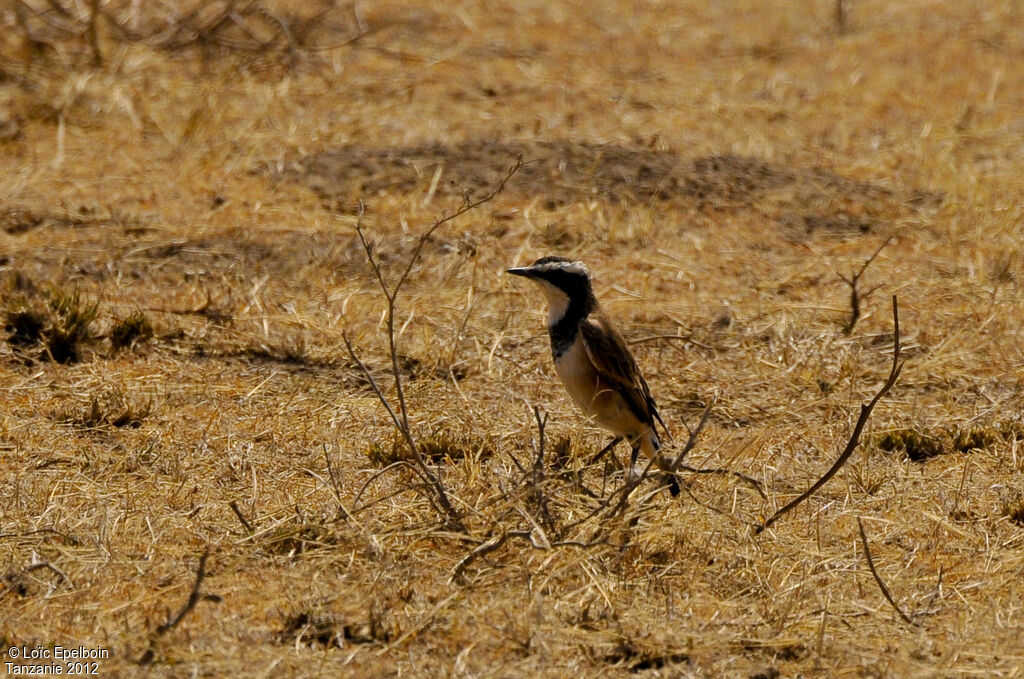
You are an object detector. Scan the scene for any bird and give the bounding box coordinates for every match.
[507,255,679,495]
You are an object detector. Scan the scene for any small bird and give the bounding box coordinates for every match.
[507,255,679,495]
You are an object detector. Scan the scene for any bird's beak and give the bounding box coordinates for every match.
[506,267,534,278]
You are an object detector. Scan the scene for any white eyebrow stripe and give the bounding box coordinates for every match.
[534,261,590,276]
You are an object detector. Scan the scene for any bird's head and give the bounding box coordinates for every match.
[507,256,595,322]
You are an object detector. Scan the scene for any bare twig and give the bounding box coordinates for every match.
[529,406,559,537]
[835,0,848,33]
[2,561,73,596]
[756,295,903,534]
[919,565,944,618]
[322,443,346,516]
[628,333,714,353]
[552,404,717,537]
[532,406,547,486]
[839,236,892,334]
[87,0,102,65]
[352,459,415,507]
[342,331,458,527]
[228,501,253,535]
[668,401,715,473]
[156,547,219,633]
[343,156,522,533]
[857,517,918,626]
[603,401,717,518]
[588,436,623,467]
[453,531,524,579]
[676,464,767,500]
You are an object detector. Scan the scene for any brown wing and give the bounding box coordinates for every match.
[579,312,669,436]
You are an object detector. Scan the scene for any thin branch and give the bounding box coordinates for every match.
[555,405,716,536]
[343,286,459,529]
[156,547,219,634]
[600,448,665,523]
[834,0,848,33]
[529,406,558,537]
[857,517,918,626]
[342,156,522,533]
[352,203,392,300]
[919,565,944,618]
[532,406,547,487]
[352,459,415,507]
[588,436,623,467]
[228,501,253,535]
[322,443,346,515]
[628,333,714,352]
[451,530,531,581]
[839,236,892,334]
[756,295,903,534]
[392,155,523,296]
[676,464,767,500]
[2,561,73,597]
[668,401,715,473]
[87,0,102,65]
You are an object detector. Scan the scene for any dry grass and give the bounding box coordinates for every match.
[2,0,1024,676]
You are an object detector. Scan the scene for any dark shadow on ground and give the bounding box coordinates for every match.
[288,140,942,236]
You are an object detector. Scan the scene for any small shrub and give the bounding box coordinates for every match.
[876,429,945,462]
[277,607,391,648]
[878,422,1021,462]
[262,521,339,556]
[4,306,46,346]
[45,287,99,363]
[60,391,153,429]
[1005,497,1024,527]
[110,311,154,351]
[2,282,101,363]
[366,429,495,467]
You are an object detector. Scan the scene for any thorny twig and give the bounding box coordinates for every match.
[342,331,460,528]
[667,401,715,473]
[156,547,219,634]
[343,156,523,532]
[139,547,220,665]
[839,236,892,334]
[676,463,767,500]
[756,295,904,534]
[2,561,73,596]
[857,517,918,626]
[228,500,253,535]
[529,406,558,533]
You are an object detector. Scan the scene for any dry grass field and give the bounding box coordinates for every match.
[2,0,1024,676]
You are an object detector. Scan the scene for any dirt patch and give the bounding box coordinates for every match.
[125,228,372,280]
[0,205,134,235]
[288,140,941,231]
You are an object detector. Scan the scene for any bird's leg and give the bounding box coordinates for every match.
[628,444,641,480]
[653,453,682,497]
[589,436,623,467]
